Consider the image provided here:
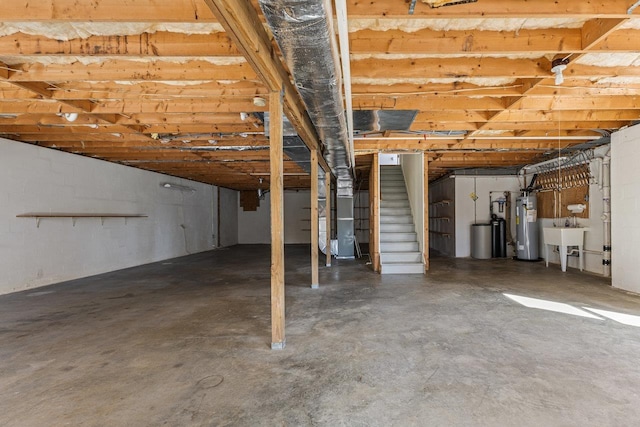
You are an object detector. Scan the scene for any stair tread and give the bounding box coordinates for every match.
[382,262,423,265]
[380,232,416,236]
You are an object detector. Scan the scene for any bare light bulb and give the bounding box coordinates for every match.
[63,112,78,122]
[550,58,569,86]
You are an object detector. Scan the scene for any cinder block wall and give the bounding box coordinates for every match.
[0,138,217,295]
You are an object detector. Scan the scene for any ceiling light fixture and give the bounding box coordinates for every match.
[252,96,266,107]
[160,182,196,193]
[551,57,570,86]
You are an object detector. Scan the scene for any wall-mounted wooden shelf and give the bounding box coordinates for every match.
[429,231,451,237]
[17,213,148,228]
[430,216,451,221]
[430,199,452,206]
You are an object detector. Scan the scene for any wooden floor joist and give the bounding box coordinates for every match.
[2,0,640,187]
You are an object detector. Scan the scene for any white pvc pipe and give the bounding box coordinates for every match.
[335,0,356,174]
[602,154,611,277]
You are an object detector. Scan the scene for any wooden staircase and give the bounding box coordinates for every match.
[379,166,424,274]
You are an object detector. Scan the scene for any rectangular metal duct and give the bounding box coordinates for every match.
[258,0,352,189]
[265,112,311,173]
[259,0,355,257]
[353,110,418,133]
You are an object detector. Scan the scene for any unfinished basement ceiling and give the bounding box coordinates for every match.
[0,0,640,187]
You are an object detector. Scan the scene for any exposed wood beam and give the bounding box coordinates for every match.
[311,149,319,289]
[351,57,549,79]
[469,17,630,137]
[345,0,634,18]
[351,28,582,55]
[2,60,256,82]
[581,19,627,49]
[351,83,523,97]
[0,32,239,56]
[0,99,264,115]
[0,0,218,21]
[268,91,285,349]
[496,110,640,122]
[354,139,592,151]
[0,78,154,139]
[204,0,330,174]
[352,95,506,111]
[351,28,640,56]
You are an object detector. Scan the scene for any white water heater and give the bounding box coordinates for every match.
[516,195,539,260]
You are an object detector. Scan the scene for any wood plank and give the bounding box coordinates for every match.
[3,60,256,82]
[353,95,506,110]
[311,149,319,289]
[354,139,590,151]
[326,171,332,267]
[581,19,627,50]
[369,153,380,273]
[0,0,218,21]
[269,91,285,349]
[351,57,549,79]
[351,28,582,55]
[351,27,640,56]
[423,153,429,272]
[471,16,631,136]
[345,0,632,18]
[351,83,522,97]
[0,32,239,56]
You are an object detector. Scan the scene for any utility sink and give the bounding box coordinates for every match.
[543,227,588,272]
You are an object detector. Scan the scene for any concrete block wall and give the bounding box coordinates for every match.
[237,189,370,246]
[219,187,239,247]
[611,125,640,293]
[238,190,312,244]
[0,138,221,295]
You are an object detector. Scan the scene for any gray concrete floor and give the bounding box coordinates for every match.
[1,245,640,426]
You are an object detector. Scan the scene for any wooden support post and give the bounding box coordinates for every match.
[325,171,332,267]
[270,91,285,350]
[423,152,430,272]
[369,153,380,272]
[311,149,319,289]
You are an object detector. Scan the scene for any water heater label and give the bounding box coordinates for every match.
[518,245,525,250]
[526,209,537,222]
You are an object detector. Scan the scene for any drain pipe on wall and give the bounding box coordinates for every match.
[601,149,612,277]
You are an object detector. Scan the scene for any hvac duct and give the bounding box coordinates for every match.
[318,174,338,256]
[258,0,352,187]
[259,0,355,257]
